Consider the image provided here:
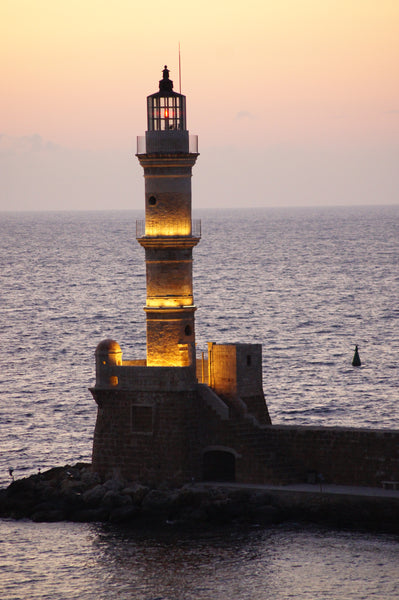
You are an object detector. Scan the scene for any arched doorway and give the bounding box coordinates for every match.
[202,449,236,482]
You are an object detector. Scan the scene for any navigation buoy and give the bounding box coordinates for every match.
[352,345,361,367]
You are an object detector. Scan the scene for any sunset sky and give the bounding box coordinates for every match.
[1,0,398,210]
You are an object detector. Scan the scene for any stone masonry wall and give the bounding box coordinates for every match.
[207,343,271,424]
[91,388,199,485]
[265,425,399,487]
[91,360,399,489]
[96,364,196,391]
[190,402,399,487]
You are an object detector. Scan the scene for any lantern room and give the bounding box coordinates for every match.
[147,66,186,132]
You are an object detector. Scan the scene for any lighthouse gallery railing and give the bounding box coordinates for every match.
[136,135,198,155]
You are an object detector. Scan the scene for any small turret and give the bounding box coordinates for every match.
[95,339,122,386]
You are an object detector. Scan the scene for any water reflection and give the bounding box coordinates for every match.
[92,523,399,600]
[1,519,398,600]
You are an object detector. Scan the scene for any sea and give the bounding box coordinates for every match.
[0,205,398,599]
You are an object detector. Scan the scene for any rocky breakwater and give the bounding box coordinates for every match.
[1,463,399,532]
[0,463,281,527]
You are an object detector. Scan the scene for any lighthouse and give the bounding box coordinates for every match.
[136,66,200,368]
[90,66,271,486]
[89,67,395,492]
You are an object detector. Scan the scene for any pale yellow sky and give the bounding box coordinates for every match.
[1,0,398,209]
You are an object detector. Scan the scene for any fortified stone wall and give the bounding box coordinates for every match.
[91,349,201,485]
[91,388,200,485]
[185,403,399,488]
[92,345,398,489]
[91,378,399,488]
[266,425,399,487]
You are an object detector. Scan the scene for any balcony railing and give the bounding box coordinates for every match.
[136,135,198,154]
[136,219,201,238]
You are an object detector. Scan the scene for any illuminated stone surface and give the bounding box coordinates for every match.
[137,153,199,365]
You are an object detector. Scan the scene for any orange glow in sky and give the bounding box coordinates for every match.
[1,0,398,209]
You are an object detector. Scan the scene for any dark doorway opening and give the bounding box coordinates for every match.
[202,450,236,482]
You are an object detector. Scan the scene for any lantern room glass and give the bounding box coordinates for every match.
[147,94,186,131]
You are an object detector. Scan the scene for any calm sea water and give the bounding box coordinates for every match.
[1,520,398,600]
[1,205,398,598]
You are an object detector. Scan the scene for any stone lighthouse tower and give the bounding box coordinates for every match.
[91,66,272,487]
[136,66,200,368]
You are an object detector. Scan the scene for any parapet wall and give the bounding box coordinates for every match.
[266,425,399,487]
[95,364,197,392]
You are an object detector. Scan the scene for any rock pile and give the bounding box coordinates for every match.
[1,463,398,532]
[0,463,282,526]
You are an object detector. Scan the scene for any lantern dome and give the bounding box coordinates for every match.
[147,66,186,132]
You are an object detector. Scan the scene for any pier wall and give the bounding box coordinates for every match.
[263,425,399,488]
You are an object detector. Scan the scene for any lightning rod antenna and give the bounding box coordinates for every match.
[179,42,182,93]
